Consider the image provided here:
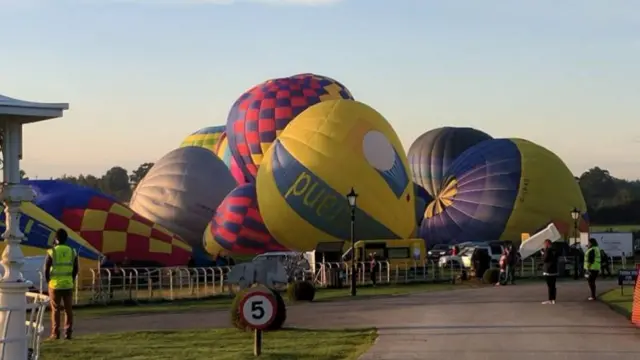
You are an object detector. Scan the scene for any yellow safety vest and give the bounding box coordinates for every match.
[47,245,76,290]
[584,246,601,271]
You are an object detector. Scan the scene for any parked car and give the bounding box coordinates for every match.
[439,243,504,269]
[427,244,451,261]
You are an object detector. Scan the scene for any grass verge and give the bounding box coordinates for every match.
[41,328,377,360]
[73,281,483,318]
[599,288,633,317]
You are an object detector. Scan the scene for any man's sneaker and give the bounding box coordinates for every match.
[541,300,555,304]
[588,297,595,301]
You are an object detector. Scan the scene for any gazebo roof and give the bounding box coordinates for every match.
[0,94,69,124]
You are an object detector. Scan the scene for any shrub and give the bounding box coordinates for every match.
[483,268,500,284]
[268,288,286,331]
[287,281,316,302]
[230,287,286,332]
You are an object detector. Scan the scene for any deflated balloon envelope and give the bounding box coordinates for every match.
[129,146,237,254]
[420,138,587,245]
[203,183,286,256]
[226,73,354,182]
[408,127,492,197]
[25,180,192,266]
[256,99,415,252]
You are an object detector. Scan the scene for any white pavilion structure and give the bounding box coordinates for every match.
[0,94,68,359]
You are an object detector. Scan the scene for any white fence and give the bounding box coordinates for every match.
[27,256,634,306]
[0,292,50,360]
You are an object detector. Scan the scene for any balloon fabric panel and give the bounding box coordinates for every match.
[0,202,101,260]
[420,139,521,245]
[215,132,247,185]
[209,183,286,255]
[408,127,492,197]
[60,195,192,265]
[226,74,354,182]
[499,138,588,240]
[180,125,225,152]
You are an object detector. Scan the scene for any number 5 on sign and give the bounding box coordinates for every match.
[238,288,279,356]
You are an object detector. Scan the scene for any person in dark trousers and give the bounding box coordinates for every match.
[584,238,601,301]
[507,243,518,284]
[541,239,559,304]
[369,253,378,286]
[45,229,79,340]
[471,248,482,280]
[599,249,611,278]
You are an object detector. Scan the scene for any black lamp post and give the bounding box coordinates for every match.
[346,187,358,297]
[570,207,581,280]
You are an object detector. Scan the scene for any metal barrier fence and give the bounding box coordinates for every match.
[0,292,50,360]
[30,256,634,306]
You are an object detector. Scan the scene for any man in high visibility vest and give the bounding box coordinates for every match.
[584,238,601,301]
[45,229,79,340]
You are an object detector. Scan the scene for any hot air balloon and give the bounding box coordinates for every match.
[408,127,492,197]
[203,183,286,256]
[256,99,415,252]
[0,202,101,261]
[413,183,432,228]
[226,73,354,182]
[180,125,225,153]
[25,180,192,266]
[420,138,587,245]
[129,146,236,259]
[215,132,247,185]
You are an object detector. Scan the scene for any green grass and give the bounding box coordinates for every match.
[41,328,377,360]
[590,224,640,232]
[599,288,634,317]
[72,281,481,318]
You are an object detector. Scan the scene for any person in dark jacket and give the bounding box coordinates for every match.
[541,239,559,304]
[599,249,611,278]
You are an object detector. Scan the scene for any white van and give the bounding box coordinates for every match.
[0,256,46,292]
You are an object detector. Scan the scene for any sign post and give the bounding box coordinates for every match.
[238,287,278,356]
[617,269,638,295]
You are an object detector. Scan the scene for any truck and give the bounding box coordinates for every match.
[586,232,633,258]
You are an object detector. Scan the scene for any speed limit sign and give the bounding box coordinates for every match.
[239,288,277,330]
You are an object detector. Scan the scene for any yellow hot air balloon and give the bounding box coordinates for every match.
[256,99,415,251]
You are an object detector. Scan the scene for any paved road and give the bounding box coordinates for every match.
[71,280,639,360]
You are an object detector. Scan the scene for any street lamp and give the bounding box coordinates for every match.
[346,187,358,297]
[570,207,581,280]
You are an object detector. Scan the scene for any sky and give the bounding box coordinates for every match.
[1,0,639,180]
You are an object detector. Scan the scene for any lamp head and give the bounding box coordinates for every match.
[346,187,358,208]
[570,207,580,220]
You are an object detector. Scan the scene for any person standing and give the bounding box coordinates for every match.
[369,253,378,287]
[599,249,611,278]
[506,243,518,285]
[541,239,559,304]
[45,229,79,340]
[584,238,601,301]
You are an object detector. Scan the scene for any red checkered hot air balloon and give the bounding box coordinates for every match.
[203,183,286,256]
[27,180,192,266]
[226,73,354,182]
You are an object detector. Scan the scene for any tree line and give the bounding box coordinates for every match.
[21,164,639,226]
[578,167,640,225]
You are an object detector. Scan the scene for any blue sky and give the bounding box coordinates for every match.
[1,0,639,179]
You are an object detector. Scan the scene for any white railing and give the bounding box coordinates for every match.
[0,292,50,360]
[24,256,635,306]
